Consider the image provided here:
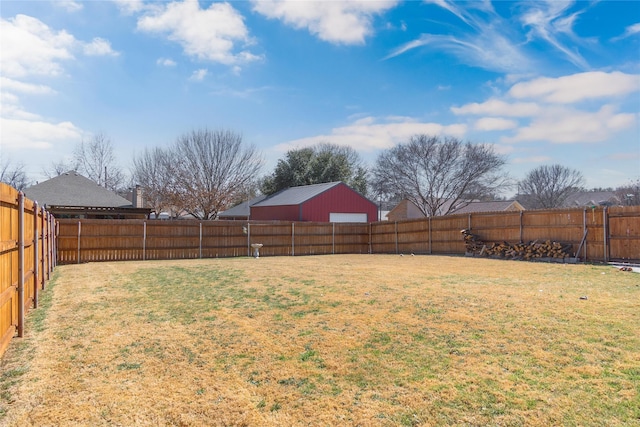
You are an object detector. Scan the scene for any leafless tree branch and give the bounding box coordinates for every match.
[517,164,585,209]
[372,135,509,216]
[170,129,263,220]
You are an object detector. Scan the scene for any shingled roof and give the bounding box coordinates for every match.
[451,200,525,214]
[24,171,132,208]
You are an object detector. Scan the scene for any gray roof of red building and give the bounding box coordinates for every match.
[254,182,343,207]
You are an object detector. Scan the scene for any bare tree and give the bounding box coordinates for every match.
[517,164,585,209]
[372,135,508,216]
[132,147,175,218]
[615,178,640,206]
[0,158,30,190]
[42,159,80,179]
[171,129,263,220]
[74,132,125,191]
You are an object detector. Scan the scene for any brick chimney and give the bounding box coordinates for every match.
[132,185,144,208]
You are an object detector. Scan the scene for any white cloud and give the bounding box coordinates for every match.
[508,71,640,104]
[1,15,120,78]
[385,32,533,74]
[112,0,146,15]
[451,99,541,117]
[189,69,208,81]
[520,1,589,69]
[275,116,467,153]
[474,117,518,131]
[83,37,119,56]
[55,1,83,13]
[0,91,19,106]
[389,0,599,73]
[452,72,639,146]
[503,105,636,144]
[0,117,82,150]
[0,15,75,78]
[1,103,42,121]
[1,77,56,95]
[0,15,115,158]
[386,1,533,74]
[616,22,640,40]
[137,1,260,65]
[252,0,398,45]
[157,58,177,67]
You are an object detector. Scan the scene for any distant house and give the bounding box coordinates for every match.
[386,199,525,221]
[249,182,378,223]
[450,200,526,214]
[561,190,621,208]
[23,171,150,219]
[386,199,427,221]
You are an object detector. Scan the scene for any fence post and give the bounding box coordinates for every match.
[33,202,39,309]
[42,207,48,282]
[52,216,57,270]
[603,207,608,263]
[519,211,523,243]
[17,192,25,338]
[199,222,202,259]
[143,221,147,261]
[368,223,372,254]
[77,221,81,264]
[291,223,295,256]
[333,223,336,254]
[247,223,251,257]
[582,208,587,261]
[428,217,432,254]
[394,221,398,254]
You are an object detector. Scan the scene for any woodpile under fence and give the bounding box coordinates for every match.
[461,229,573,261]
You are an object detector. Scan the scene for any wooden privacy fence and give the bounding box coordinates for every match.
[371,206,639,262]
[56,220,370,263]
[0,183,56,357]
[57,206,639,264]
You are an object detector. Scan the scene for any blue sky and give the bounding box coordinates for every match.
[1,0,639,192]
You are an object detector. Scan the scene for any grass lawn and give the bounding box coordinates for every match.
[0,255,638,426]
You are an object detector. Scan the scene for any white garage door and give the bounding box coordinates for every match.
[329,213,368,223]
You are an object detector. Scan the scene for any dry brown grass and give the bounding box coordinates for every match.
[0,255,638,426]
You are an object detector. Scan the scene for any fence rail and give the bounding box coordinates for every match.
[0,183,56,357]
[57,206,640,264]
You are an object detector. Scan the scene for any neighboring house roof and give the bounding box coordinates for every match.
[451,200,525,214]
[562,190,621,207]
[218,195,268,218]
[23,171,132,208]
[253,182,342,207]
[386,199,525,220]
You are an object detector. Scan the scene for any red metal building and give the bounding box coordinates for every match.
[250,182,378,223]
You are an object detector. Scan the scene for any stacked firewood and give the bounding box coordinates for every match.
[461,229,573,260]
[461,229,485,253]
